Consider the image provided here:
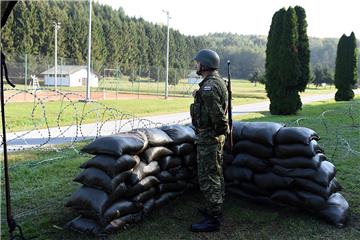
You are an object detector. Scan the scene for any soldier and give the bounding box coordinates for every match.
[190,49,228,232]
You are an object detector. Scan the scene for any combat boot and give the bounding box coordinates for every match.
[189,215,220,232]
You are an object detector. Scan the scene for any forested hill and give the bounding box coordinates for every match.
[1,0,359,79]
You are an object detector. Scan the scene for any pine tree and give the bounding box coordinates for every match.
[334,32,358,101]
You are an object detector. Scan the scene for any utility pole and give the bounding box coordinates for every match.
[86,0,92,101]
[162,10,170,99]
[53,22,60,90]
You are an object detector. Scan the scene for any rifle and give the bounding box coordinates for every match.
[227,60,233,152]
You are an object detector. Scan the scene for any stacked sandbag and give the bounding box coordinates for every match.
[66,125,197,235]
[225,122,283,204]
[65,131,151,235]
[226,122,350,227]
[272,127,348,227]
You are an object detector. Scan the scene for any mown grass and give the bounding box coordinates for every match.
[2,98,359,240]
[4,80,336,132]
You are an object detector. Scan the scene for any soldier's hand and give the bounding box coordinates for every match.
[192,89,198,98]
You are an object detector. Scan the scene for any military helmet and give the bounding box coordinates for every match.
[193,49,220,69]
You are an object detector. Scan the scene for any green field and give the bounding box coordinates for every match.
[4,79,337,132]
[1,97,359,239]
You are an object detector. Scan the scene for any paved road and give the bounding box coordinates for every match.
[5,91,359,150]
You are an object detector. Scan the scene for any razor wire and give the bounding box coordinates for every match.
[0,88,359,237]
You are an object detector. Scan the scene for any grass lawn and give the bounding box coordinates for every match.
[4,80,337,132]
[1,97,359,239]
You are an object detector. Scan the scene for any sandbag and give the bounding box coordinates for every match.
[253,172,294,191]
[224,165,253,182]
[242,122,284,146]
[232,153,271,173]
[103,200,143,223]
[65,216,104,236]
[111,170,133,191]
[223,151,234,165]
[128,161,160,185]
[232,121,248,142]
[160,124,196,144]
[270,190,303,208]
[296,191,327,210]
[104,212,142,233]
[143,198,156,216]
[275,127,320,145]
[81,132,148,157]
[182,152,197,166]
[156,171,177,183]
[113,155,140,174]
[272,161,336,187]
[65,186,109,219]
[174,167,197,180]
[126,176,160,197]
[139,128,173,146]
[80,155,117,176]
[227,187,275,206]
[170,143,195,156]
[318,193,349,227]
[141,146,173,163]
[154,191,182,208]
[269,153,325,170]
[158,181,187,193]
[73,168,112,193]
[275,140,323,158]
[131,187,156,202]
[158,156,182,170]
[294,177,341,199]
[109,182,128,203]
[239,182,271,197]
[233,140,273,159]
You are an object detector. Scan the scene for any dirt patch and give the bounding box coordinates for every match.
[4,90,179,103]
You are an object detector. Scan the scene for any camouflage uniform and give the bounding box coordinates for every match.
[190,72,228,217]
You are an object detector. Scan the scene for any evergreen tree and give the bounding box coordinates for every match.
[334,32,358,101]
[266,6,309,115]
[295,6,310,91]
[265,8,285,113]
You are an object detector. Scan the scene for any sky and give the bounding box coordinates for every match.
[96,0,359,38]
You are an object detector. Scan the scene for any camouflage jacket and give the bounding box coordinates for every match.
[190,73,228,136]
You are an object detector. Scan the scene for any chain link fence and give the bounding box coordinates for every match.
[5,53,200,101]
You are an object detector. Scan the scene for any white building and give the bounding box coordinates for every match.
[41,65,99,87]
[187,70,202,84]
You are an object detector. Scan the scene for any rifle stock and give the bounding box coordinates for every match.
[227,60,233,152]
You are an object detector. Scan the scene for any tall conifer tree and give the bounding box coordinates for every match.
[335,32,358,101]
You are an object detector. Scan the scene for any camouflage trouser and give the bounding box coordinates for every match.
[196,131,225,217]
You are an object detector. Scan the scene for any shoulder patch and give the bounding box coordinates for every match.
[203,86,212,91]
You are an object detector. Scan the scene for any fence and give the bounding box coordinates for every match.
[5,53,200,101]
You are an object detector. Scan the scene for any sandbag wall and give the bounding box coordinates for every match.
[225,122,349,227]
[65,121,350,235]
[65,125,198,235]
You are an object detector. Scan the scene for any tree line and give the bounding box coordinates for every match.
[1,0,359,81]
